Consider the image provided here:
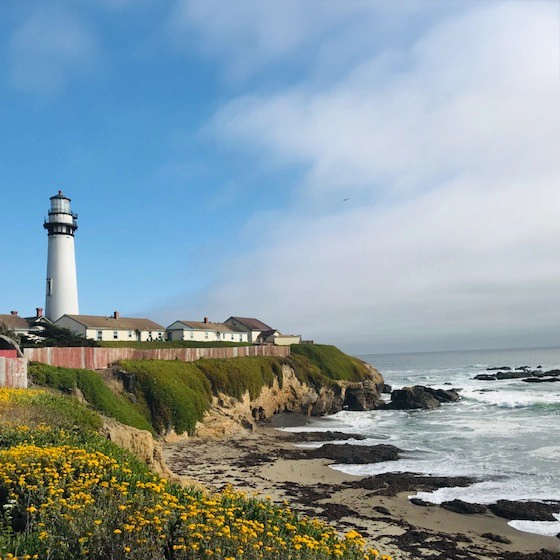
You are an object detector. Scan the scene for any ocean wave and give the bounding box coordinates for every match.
[412,480,560,507]
[508,515,560,537]
[461,388,560,409]
[529,446,560,460]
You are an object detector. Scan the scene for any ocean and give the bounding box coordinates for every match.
[285,346,560,537]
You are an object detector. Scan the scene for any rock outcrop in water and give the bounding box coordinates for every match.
[474,368,560,382]
[384,385,460,410]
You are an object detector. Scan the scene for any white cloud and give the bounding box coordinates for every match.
[180,1,560,352]
[171,0,461,81]
[7,7,99,95]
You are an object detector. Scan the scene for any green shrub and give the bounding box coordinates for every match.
[28,363,151,432]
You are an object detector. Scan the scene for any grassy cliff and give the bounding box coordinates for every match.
[290,344,369,381]
[29,345,372,436]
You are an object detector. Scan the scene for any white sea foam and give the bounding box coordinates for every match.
[330,457,477,478]
[508,514,560,537]
[530,446,560,460]
[461,387,560,408]
[412,480,560,506]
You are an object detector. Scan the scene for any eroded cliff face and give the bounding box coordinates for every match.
[98,362,384,475]
[193,363,385,439]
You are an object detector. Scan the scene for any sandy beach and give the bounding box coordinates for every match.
[163,416,560,560]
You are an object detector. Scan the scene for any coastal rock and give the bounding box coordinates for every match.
[409,498,431,507]
[385,386,459,410]
[385,386,440,409]
[429,387,460,402]
[100,417,183,483]
[306,443,402,464]
[481,533,512,544]
[487,366,511,371]
[488,500,560,521]
[440,500,487,514]
[344,381,381,410]
[496,371,529,380]
[281,431,367,442]
[381,383,392,394]
[348,473,475,496]
[523,377,560,383]
[341,363,386,411]
[475,369,560,382]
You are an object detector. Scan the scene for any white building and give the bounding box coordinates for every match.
[55,312,165,342]
[0,312,32,338]
[166,318,249,343]
[223,317,274,343]
[224,317,301,345]
[44,191,79,321]
[262,332,302,346]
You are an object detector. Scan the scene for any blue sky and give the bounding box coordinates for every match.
[2,0,559,354]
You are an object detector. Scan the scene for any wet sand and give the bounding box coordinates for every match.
[163,420,560,560]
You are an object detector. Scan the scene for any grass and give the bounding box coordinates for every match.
[291,344,369,382]
[116,360,212,435]
[100,340,251,349]
[28,363,152,433]
[115,357,285,435]
[0,387,102,434]
[194,356,283,400]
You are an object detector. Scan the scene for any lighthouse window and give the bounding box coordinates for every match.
[46,278,53,296]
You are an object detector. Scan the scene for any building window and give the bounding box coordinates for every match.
[231,335,234,340]
[97,331,102,341]
[158,332,163,340]
[113,331,118,339]
[128,330,133,338]
[205,332,209,339]
[190,332,193,339]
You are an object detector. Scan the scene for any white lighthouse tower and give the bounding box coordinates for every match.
[44,191,79,321]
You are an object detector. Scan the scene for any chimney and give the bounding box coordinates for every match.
[10,311,18,316]
[36,307,44,318]
[113,311,120,319]
[204,317,208,323]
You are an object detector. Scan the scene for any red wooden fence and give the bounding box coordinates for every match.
[0,357,27,388]
[24,345,290,370]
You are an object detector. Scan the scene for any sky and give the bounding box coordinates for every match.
[1,0,560,355]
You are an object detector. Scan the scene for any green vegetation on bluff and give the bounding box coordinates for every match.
[28,362,152,433]
[29,345,369,436]
[291,344,369,381]
[116,356,283,434]
[116,359,212,435]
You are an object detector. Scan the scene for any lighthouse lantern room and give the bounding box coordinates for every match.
[44,190,79,321]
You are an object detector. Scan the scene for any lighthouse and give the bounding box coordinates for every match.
[44,191,79,321]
